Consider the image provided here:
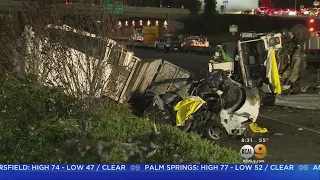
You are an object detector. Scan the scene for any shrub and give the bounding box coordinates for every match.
[92,105,242,163]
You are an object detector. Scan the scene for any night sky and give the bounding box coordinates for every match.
[273,0,316,9]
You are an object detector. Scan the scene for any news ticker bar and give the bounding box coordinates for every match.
[0,164,317,172]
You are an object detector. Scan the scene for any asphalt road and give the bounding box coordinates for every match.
[133,48,320,164]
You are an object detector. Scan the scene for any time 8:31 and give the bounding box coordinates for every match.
[241,138,269,143]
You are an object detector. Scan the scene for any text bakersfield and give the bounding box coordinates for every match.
[0,164,299,172]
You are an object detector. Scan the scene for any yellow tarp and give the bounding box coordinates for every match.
[173,96,205,126]
[249,123,269,134]
[266,49,282,94]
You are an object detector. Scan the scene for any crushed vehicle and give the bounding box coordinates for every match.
[142,41,271,141]
[142,69,265,141]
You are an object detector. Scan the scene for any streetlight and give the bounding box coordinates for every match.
[223,1,228,13]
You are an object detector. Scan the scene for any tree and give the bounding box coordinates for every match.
[185,0,202,15]
[204,0,217,18]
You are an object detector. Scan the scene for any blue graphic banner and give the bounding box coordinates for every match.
[0,164,319,180]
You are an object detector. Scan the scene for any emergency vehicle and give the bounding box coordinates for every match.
[306,18,320,55]
[181,36,210,48]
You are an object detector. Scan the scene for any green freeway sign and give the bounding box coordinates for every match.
[104,0,123,14]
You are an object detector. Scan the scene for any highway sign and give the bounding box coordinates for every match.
[104,0,123,14]
[229,24,238,35]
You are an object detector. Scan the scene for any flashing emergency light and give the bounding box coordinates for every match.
[310,19,315,23]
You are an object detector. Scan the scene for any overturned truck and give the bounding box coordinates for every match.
[21,24,192,104]
[209,24,320,110]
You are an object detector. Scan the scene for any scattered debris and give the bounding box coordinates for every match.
[273,133,284,136]
[249,123,269,133]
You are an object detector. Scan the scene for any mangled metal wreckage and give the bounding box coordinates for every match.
[143,24,320,141]
[209,24,320,110]
[142,70,265,141]
[21,24,266,141]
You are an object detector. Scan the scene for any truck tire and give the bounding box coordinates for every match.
[204,122,229,143]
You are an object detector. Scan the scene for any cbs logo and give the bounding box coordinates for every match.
[240,144,267,159]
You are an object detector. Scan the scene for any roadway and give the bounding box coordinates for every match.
[133,48,320,163]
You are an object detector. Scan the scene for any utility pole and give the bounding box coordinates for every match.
[294,0,297,10]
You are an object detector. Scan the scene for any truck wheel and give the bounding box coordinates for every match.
[205,125,228,142]
[204,120,229,143]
